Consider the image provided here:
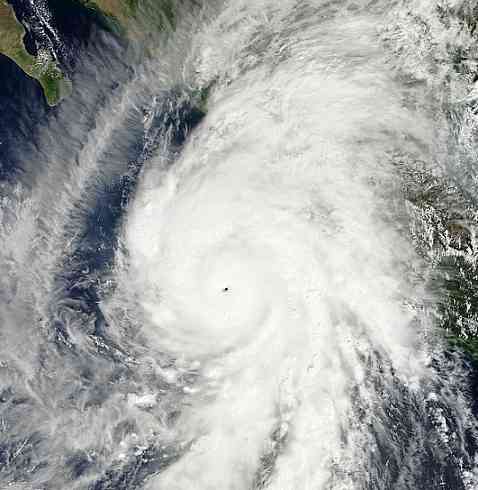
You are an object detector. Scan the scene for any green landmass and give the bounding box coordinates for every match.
[0,0,71,106]
[0,0,178,105]
[397,156,478,364]
[78,0,175,38]
[80,0,140,28]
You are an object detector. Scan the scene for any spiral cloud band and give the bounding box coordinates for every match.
[2,0,478,488]
[123,3,433,488]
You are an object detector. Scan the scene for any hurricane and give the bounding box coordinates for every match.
[2,0,478,489]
